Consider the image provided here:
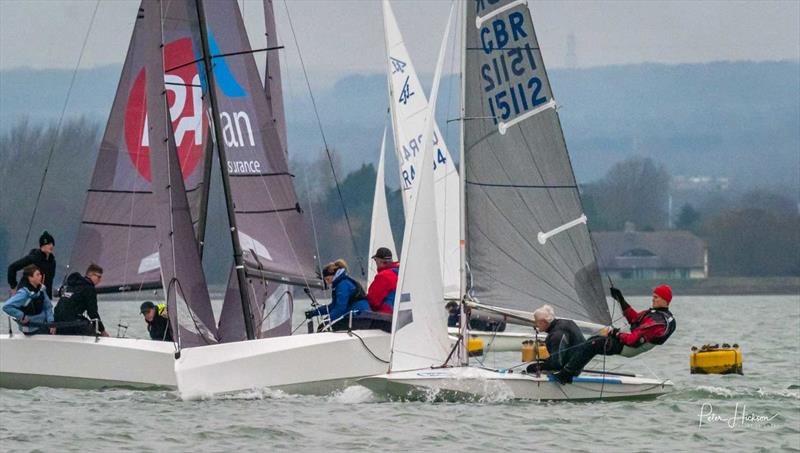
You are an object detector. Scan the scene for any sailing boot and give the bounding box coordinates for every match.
[553,369,574,385]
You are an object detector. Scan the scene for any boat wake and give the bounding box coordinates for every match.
[329,385,378,404]
[672,385,800,401]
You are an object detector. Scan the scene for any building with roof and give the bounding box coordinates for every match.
[592,225,708,280]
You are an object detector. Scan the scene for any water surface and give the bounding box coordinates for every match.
[2,295,798,452]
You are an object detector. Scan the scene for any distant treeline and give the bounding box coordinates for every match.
[1,119,797,288]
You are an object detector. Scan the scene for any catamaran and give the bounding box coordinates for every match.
[1,0,393,393]
[359,0,673,401]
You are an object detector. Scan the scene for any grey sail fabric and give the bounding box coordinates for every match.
[69,0,209,293]
[263,0,288,155]
[206,1,321,341]
[463,1,610,324]
[143,0,217,347]
[217,268,293,342]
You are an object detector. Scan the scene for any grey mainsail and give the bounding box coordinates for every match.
[463,0,610,324]
[143,0,217,346]
[69,0,209,293]
[206,0,322,342]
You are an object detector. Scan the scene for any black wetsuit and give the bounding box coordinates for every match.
[539,318,585,371]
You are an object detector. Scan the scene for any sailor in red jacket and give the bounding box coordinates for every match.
[553,285,676,384]
[366,247,399,314]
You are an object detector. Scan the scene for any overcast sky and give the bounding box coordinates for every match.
[1,0,798,86]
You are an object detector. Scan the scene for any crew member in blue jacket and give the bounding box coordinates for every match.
[2,264,55,335]
[305,259,371,330]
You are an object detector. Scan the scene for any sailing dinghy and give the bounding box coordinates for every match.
[376,0,544,353]
[359,0,673,401]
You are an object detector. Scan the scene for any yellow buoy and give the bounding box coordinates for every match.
[521,340,549,362]
[467,337,483,357]
[690,344,743,375]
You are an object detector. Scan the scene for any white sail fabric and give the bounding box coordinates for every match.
[382,0,461,299]
[368,127,398,283]
[389,5,455,372]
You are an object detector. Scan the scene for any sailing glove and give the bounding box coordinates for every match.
[609,287,630,310]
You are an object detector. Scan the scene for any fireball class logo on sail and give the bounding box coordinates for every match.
[389,56,448,190]
[477,3,549,125]
[124,37,207,182]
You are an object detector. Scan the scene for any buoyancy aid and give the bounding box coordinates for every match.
[619,308,676,358]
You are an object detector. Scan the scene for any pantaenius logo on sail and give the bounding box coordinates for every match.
[124,37,207,182]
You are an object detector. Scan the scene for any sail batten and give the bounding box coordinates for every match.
[463,0,610,324]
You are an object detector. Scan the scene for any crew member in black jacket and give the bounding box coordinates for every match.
[7,231,56,298]
[54,263,109,337]
[526,304,585,374]
[140,301,172,341]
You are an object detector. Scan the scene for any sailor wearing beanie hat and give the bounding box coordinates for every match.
[552,284,677,384]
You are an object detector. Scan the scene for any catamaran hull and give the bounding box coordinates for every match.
[358,367,672,401]
[0,334,176,389]
[175,330,390,399]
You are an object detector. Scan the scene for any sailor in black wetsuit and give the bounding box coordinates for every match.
[526,304,585,374]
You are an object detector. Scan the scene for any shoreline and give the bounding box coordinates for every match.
[604,276,800,296]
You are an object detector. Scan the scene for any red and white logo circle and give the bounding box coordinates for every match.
[124,37,207,182]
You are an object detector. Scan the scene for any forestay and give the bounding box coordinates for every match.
[463,0,610,324]
[143,0,217,347]
[389,5,455,372]
[367,128,398,283]
[69,0,210,293]
[382,0,461,299]
[207,0,322,342]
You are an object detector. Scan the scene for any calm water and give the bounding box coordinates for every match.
[2,295,799,452]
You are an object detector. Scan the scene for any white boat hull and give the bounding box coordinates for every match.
[359,367,673,401]
[0,334,176,389]
[175,330,390,399]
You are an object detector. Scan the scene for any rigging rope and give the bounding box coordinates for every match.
[20,0,101,254]
[281,0,365,277]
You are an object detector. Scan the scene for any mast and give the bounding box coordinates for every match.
[457,0,469,366]
[195,0,255,340]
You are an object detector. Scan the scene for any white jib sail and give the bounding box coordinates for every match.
[383,0,461,299]
[368,127,398,283]
[389,3,455,373]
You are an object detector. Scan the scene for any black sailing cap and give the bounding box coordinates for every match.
[371,247,393,260]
